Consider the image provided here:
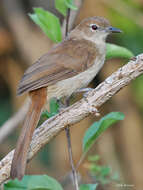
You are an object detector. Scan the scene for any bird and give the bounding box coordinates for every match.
[10,16,121,180]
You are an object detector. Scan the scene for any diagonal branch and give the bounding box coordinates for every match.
[0,54,143,185]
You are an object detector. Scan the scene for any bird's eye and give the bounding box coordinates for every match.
[91,24,98,30]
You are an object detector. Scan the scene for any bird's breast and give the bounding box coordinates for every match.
[46,55,105,102]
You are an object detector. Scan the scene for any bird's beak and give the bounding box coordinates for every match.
[107,26,122,33]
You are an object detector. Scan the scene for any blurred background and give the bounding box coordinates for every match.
[0,0,143,189]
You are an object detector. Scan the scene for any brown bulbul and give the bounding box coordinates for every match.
[10,17,121,180]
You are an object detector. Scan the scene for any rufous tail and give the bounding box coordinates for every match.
[10,87,47,180]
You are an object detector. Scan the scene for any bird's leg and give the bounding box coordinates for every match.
[57,99,67,110]
[62,98,79,190]
[75,87,94,98]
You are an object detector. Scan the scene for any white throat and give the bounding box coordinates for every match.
[82,31,107,55]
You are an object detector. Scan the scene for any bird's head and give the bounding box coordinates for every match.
[70,16,121,43]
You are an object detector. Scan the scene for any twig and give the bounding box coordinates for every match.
[65,8,71,37]
[65,126,79,190]
[0,54,143,184]
[62,0,83,35]
[64,7,79,190]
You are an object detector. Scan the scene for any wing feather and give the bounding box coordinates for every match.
[17,38,97,95]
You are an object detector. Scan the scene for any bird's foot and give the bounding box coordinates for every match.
[75,88,94,98]
[88,104,100,117]
[57,97,71,112]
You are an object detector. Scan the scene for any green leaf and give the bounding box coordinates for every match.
[4,175,63,190]
[106,43,134,60]
[55,0,67,16]
[29,13,41,27]
[83,112,124,153]
[49,98,59,114]
[90,164,102,173]
[55,0,77,16]
[65,0,77,10]
[88,155,100,162]
[28,175,63,190]
[29,8,62,43]
[100,166,111,177]
[4,175,29,190]
[42,98,59,119]
[80,184,98,190]
[42,110,53,118]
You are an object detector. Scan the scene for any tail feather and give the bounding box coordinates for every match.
[10,88,47,180]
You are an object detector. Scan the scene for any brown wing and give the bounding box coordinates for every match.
[17,38,97,95]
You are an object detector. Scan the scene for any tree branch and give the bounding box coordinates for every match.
[0,54,143,184]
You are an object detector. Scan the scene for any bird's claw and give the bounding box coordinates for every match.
[89,105,100,116]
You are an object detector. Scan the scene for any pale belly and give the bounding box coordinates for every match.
[46,56,105,102]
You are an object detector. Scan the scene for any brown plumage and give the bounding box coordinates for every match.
[17,39,99,95]
[10,16,121,180]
